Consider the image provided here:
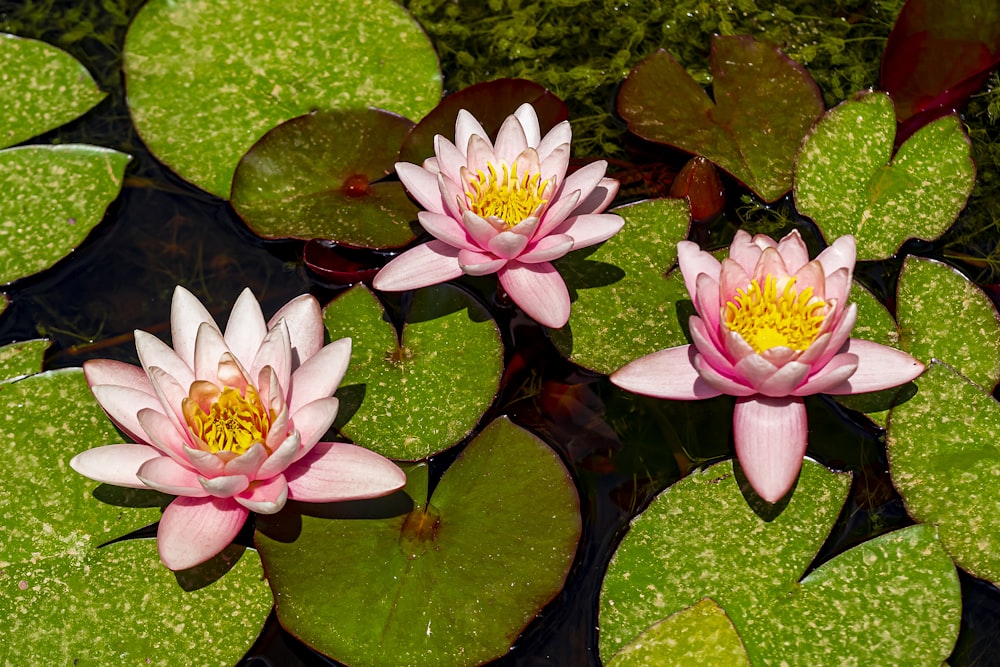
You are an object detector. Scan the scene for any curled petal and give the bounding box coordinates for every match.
[518,234,575,264]
[258,430,303,478]
[137,456,207,496]
[221,442,268,477]
[494,113,529,163]
[458,249,507,276]
[733,349,779,389]
[395,161,446,214]
[184,446,226,477]
[688,316,735,374]
[223,288,268,370]
[678,241,722,303]
[70,444,161,489]
[235,475,288,514]
[90,384,164,444]
[465,134,496,173]
[733,396,808,503]
[268,294,324,368]
[417,211,478,251]
[461,209,502,248]
[487,230,530,259]
[751,247,791,283]
[794,353,860,396]
[497,261,570,328]
[199,473,251,498]
[822,339,925,394]
[157,496,248,571]
[288,337,351,416]
[726,230,763,274]
[170,286,218,369]
[536,120,572,161]
[134,331,194,391]
[611,345,722,400]
[756,361,811,397]
[551,213,624,249]
[372,240,464,292]
[286,442,406,502]
[84,358,155,396]
[455,109,490,157]
[719,258,752,302]
[816,234,857,279]
[514,103,542,147]
[251,319,292,393]
[775,230,810,272]
[693,354,756,396]
[538,143,571,188]
[193,322,233,386]
[137,407,192,461]
[291,397,341,451]
[571,176,618,217]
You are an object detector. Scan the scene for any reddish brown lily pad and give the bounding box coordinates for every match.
[617,36,824,203]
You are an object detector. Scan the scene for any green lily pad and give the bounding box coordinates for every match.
[0,369,273,665]
[607,598,751,667]
[231,108,419,248]
[0,338,49,383]
[552,198,691,375]
[794,92,975,260]
[0,33,106,150]
[256,417,581,667]
[617,36,824,203]
[897,255,1000,392]
[888,361,1000,583]
[0,144,130,285]
[124,0,441,198]
[324,283,503,460]
[600,459,960,665]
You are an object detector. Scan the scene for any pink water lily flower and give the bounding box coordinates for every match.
[71,286,406,570]
[611,230,924,503]
[372,103,624,328]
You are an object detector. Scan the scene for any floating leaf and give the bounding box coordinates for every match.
[0,144,130,285]
[0,369,272,665]
[256,417,581,667]
[0,338,49,383]
[888,361,1000,584]
[618,36,824,202]
[600,459,960,665]
[231,108,419,248]
[896,255,1000,391]
[124,0,441,198]
[607,599,751,667]
[0,33,106,149]
[552,198,690,375]
[324,283,502,460]
[794,92,975,260]
[398,78,568,165]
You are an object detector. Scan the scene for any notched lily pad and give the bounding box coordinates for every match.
[888,361,1000,584]
[0,144,130,285]
[794,92,975,260]
[124,0,442,198]
[0,33,106,149]
[0,338,49,383]
[231,108,420,248]
[552,197,691,375]
[324,283,503,460]
[896,255,1000,392]
[617,36,824,202]
[256,417,581,667]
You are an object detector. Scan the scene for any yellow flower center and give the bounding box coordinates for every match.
[183,385,270,455]
[466,162,548,227]
[724,275,827,354]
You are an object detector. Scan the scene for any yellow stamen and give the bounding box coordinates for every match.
[183,385,270,455]
[466,162,548,227]
[725,275,827,354]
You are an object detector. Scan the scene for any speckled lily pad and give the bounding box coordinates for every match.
[552,197,691,375]
[0,338,49,383]
[0,369,273,665]
[124,0,441,198]
[794,92,975,260]
[324,283,503,460]
[0,144,130,285]
[256,417,581,667]
[0,33,106,149]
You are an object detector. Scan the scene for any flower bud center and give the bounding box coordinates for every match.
[725,275,826,354]
[183,385,270,455]
[466,162,548,227]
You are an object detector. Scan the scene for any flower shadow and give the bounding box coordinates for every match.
[174,543,249,592]
[254,489,414,544]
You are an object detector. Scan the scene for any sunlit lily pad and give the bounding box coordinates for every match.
[0,369,272,665]
[0,33,106,149]
[617,36,824,202]
[324,283,503,460]
[124,0,441,198]
[794,92,975,260]
[0,144,130,285]
[606,598,750,667]
[0,338,49,383]
[256,417,581,667]
[552,197,691,375]
[888,361,1000,584]
[231,108,420,248]
[599,459,960,665]
[896,256,1000,391]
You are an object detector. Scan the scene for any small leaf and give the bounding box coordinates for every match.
[124,0,442,198]
[0,339,48,383]
[324,283,503,460]
[896,256,1000,391]
[0,144,130,285]
[888,361,1000,584]
[0,33,106,149]
[256,417,581,667]
[618,36,824,202]
[794,92,975,260]
[552,198,691,375]
[231,108,419,248]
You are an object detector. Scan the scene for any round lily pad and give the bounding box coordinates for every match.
[256,417,581,667]
[0,33,106,150]
[324,283,503,460]
[124,0,441,198]
[794,92,975,260]
[0,144,130,285]
[231,108,419,248]
[0,369,273,665]
[552,197,691,375]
